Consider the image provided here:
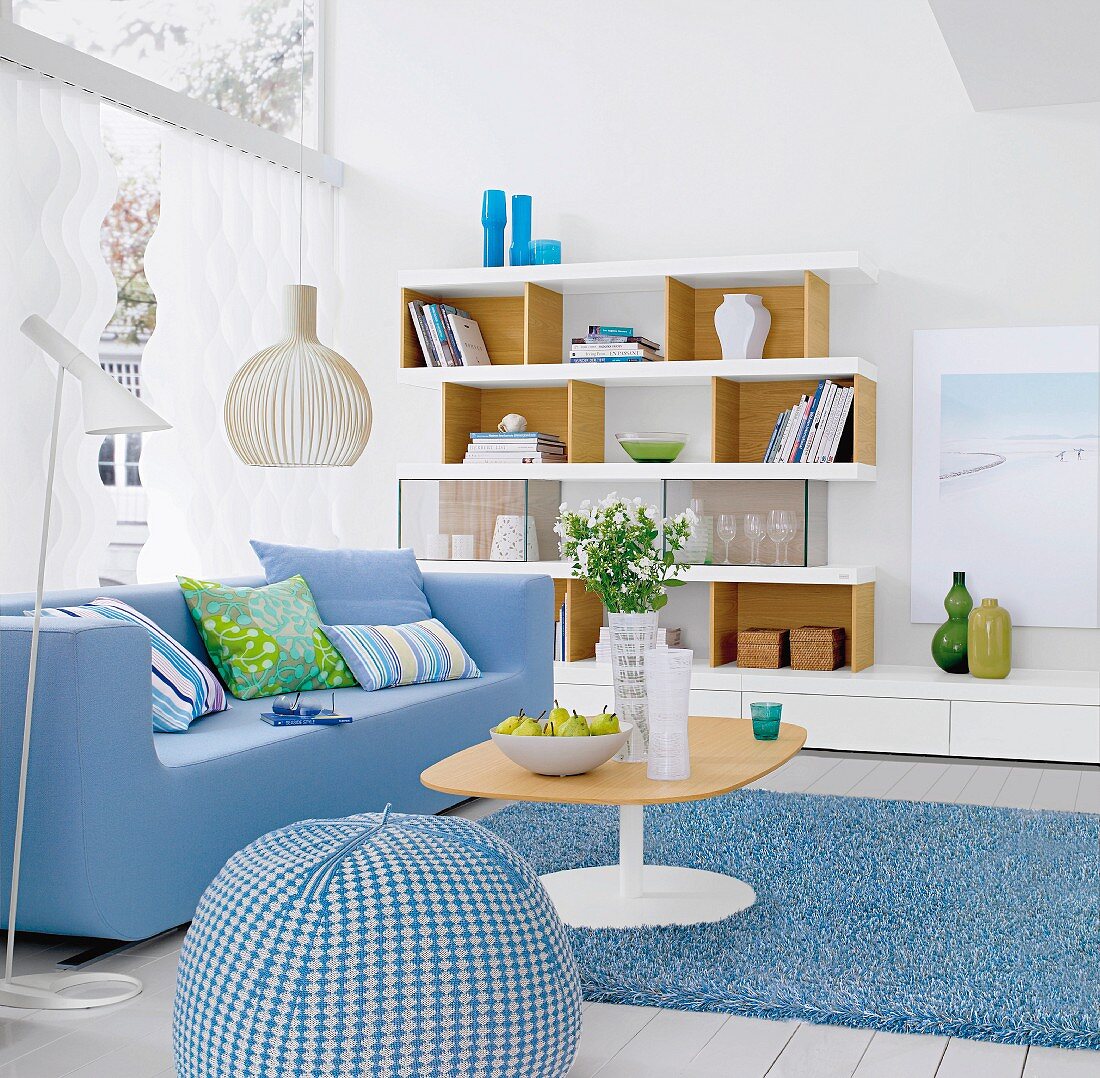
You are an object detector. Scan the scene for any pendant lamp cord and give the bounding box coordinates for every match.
[298,0,306,286]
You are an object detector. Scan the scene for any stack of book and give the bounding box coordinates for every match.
[408,300,492,367]
[763,379,854,464]
[569,325,663,364]
[594,625,682,665]
[464,431,566,464]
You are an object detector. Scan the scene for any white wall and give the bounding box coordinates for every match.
[328,0,1100,671]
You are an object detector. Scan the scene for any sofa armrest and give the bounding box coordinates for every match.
[1,617,156,933]
[421,573,554,675]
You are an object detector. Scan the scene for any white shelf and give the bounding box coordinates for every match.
[397,462,875,482]
[554,660,1100,707]
[398,251,878,297]
[419,561,876,585]
[398,357,878,390]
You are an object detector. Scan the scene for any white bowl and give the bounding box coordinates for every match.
[490,722,633,777]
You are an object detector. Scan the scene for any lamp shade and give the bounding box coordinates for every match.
[224,285,371,467]
[20,316,171,435]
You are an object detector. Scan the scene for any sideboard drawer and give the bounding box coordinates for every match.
[689,689,743,719]
[951,701,1100,763]
[740,692,950,754]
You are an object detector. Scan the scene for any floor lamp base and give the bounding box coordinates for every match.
[0,971,142,1010]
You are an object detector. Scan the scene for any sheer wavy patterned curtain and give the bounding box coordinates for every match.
[0,62,118,591]
[137,129,343,581]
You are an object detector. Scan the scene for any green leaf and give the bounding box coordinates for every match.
[652,594,668,610]
[665,578,686,587]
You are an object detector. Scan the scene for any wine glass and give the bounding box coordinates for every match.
[716,514,737,564]
[744,512,766,566]
[767,509,797,566]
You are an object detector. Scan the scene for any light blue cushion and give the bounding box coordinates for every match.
[323,618,481,692]
[35,597,227,733]
[250,540,430,626]
[174,812,581,1078]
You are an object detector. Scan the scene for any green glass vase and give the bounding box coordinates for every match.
[931,571,972,674]
[969,598,1011,679]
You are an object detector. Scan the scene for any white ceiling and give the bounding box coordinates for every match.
[928,0,1100,110]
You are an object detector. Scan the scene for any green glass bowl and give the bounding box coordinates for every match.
[615,432,688,463]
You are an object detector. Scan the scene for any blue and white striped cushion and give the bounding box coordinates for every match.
[323,618,481,692]
[35,597,227,733]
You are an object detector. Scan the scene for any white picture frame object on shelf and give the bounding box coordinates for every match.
[911,326,1100,628]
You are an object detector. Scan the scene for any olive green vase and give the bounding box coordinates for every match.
[931,571,972,674]
[969,598,1012,679]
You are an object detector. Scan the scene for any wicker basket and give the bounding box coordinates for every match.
[737,628,789,669]
[790,625,845,670]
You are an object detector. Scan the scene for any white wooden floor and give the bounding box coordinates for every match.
[1,751,1096,1078]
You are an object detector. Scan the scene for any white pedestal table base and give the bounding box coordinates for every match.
[539,804,756,928]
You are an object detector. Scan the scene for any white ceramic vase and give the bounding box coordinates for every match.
[489,515,539,561]
[713,293,771,361]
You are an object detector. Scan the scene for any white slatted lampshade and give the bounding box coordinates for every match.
[224,285,371,467]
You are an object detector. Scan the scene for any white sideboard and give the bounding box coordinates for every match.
[553,662,1100,764]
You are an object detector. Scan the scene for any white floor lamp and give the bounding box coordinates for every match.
[1,316,170,1010]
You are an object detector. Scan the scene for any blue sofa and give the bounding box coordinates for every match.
[0,572,553,942]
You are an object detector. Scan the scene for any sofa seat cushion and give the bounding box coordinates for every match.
[154,673,514,768]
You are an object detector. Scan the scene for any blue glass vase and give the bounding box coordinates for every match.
[509,194,532,266]
[481,189,506,267]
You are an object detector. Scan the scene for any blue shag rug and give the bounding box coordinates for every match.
[479,790,1100,1051]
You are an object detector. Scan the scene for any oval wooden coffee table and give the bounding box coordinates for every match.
[421,716,806,929]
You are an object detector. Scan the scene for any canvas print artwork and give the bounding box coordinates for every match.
[911,327,1100,628]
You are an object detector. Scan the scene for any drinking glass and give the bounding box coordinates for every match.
[767,509,798,566]
[716,513,737,564]
[750,701,783,740]
[744,512,766,566]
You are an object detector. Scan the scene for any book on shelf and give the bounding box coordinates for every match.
[762,380,854,463]
[554,597,567,661]
[569,344,663,362]
[408,301,492,367]
[464,453,565,463]
[572,334,661,351]
[470,431,563,440]
[446,311,491,366]
[588,325,634,337]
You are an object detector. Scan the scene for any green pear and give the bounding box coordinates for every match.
[494,714,524,735]
[513,717,544,737]
[548,699,570,727]
[588,712,620,736]
[558,712,591,737]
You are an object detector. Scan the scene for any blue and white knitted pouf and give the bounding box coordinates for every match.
[174,811,581,1078]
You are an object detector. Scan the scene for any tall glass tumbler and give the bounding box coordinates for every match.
[645,646,693,781]
[509,194,532,266]
[481,189,506,267]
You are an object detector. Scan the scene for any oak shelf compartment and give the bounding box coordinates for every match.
[711,375,876,466]
[709,581,875,672]
[554,579,604,662]
[440,381,604,464]
[402,283,563,368]
[665,270,830,361]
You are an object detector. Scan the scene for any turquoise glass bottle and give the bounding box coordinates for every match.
[931,571,972,674]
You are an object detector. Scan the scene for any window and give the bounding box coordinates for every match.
[11,0,320,145]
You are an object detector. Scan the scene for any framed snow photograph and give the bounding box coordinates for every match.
[911,326,1100,628]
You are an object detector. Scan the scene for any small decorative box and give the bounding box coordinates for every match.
[737,628,790,669]
[790,625,845,670]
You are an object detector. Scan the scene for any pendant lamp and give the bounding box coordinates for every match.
[224,0,371,467]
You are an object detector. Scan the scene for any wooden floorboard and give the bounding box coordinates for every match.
[886,761,951,801]
[587,1008,728,1077]
[955,764,1012,806]
[934,1037,1027,1078]
[1074,769,1100,813]
[850,1031,948,1077]
[1022,1044,1100,1077]
[995,767,1045,808]
[679,1015,798,1076]
[1030,769,1082,811]
[764,1022,874,1077]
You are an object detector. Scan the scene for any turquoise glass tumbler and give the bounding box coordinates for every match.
[529,238,562,265]
[509,194,532,266]
[750,701,782,740]
[481,189,506,267]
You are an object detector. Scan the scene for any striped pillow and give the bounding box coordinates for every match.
[35,597,227,733]
[322,618,481,692]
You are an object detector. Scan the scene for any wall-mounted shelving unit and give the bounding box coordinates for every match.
[396,251,880,673]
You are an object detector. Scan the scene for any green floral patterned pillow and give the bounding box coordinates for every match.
[177,574,356,700]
